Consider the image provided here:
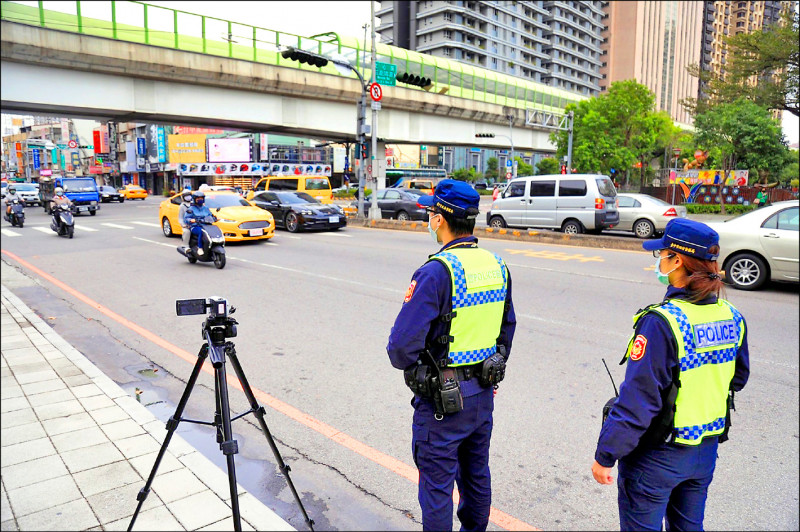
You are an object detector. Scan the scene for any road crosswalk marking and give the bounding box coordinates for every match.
[131,221,160,228]
[101,223,133,230]
[75,225,98,232]
[33,226,53,234]
[1,228,22,237]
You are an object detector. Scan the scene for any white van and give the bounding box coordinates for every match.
[487,174,619,234]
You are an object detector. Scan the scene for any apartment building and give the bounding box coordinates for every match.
[376,0,606,95]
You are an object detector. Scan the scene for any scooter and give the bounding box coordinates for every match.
[4,199,25,227]
[50,203,75,238]
[177,215,226,269]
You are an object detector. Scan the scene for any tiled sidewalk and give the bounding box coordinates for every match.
[1,284,294,531]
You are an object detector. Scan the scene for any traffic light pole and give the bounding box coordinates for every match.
[566,110,574,175]
[368,1,381,221]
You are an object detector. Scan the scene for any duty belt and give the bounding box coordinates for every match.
[454,364,481,382]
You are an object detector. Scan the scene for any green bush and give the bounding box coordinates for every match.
[477,189,493,195]
[684,203,757,215]
[536,157,560,175]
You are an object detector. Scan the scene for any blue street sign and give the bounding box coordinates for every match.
[32,149,40,169]
[506,159,513,167]
[136,137,146,156]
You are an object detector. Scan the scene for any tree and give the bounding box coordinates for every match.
[693,99,788,185]
[536,157,560,175]
[485,157,499,180]
[682,10,799,117]
[780,149,799,186]
[514,156,533,176]
[550,80,674,187]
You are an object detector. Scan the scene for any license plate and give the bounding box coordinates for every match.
[250,228,263,236]
[329,216,339,223]
[78,206,88,212]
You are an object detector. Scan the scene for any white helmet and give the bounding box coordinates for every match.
[54,187,64,196]
[181,189,192,203]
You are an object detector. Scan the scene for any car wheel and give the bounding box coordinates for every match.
[285,212,300,233]
[397,210,410,221]
[120,198,125,203]
[489,216,506,228]
[562,220,583,235]
[162,217,173,237]
[633,219,655,239]
[90,210,96,216]
[725,253,768,290]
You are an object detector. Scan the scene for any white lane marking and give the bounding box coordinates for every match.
[1,228,22,237]
[101,223,134,230]
[507,261,647,284]
[131,221,161,228]
[33,227,52,234]
[133,237,177,249]
[74,225,98,232]
[283,235,302,240]
[316,232,352,238]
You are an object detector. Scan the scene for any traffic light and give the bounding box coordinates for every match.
[359,143,368,160]
[280,47,329,68]
[396,72,432,88]
[475,133,495,138]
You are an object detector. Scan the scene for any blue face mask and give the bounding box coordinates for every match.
[195,199,204,207]
[655,256,677,285]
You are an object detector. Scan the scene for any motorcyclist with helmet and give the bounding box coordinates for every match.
[177,187,193,245]
[5,185,25,216]
[50,187,73,225]
[184,190,216,250]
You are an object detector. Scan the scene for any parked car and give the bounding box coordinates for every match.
[9,183,41,206]
[120,185,148,200]
[473,180,489,190]
[250,191,346,232]
[349,188,428,221]
[98,185,124,203]
[487,174,619,234]
[615,193,687,238]
[159,191,275,242]
[705,200,799,290]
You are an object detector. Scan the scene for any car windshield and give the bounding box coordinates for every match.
[63,179,96,192]
[305,178,330,190]
[99,186,115,193]
[206,194,251,208]
[277,192,319,204]
[14,184,37,191]
[595,177,617,197]
[403,189,426,196]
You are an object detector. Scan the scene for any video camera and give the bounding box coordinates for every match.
[176,297,229,318]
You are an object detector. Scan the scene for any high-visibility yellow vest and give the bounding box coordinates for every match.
[429,246,508,366]
[625,298,745,445]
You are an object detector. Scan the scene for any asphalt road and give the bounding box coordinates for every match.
[2,199,798,531]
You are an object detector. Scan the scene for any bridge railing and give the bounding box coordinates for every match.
[1,0,583,118]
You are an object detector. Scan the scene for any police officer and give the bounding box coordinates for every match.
[387,179,516,531]
[592,218,750,531]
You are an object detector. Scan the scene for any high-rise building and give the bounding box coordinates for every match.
[600,1,704,126]
[376,1,606,96]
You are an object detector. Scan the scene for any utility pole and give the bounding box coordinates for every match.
[368,2,381,220]
[507,114,516,179]
[566,110,574,174]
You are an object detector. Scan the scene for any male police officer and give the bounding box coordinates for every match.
[387,179,516,531]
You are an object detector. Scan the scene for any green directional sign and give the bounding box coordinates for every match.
[375,61,397,87]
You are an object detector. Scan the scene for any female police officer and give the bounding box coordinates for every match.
[387,180,516,531]
[591,218,750,531]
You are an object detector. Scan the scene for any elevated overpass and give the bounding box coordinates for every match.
[1,1,581,152]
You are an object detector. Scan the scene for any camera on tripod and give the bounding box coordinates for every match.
[176,296,229,318]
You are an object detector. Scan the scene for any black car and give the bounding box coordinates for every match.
[250,191,346,232]
[98,185,124,203]
[350,188,428,221]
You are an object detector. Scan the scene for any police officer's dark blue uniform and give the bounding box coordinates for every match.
[387,180,516,531]
[592,218,750,531]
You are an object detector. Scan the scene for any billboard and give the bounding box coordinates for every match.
[167,134,207,164]
[207,138,251,163]
[146,125,167,164]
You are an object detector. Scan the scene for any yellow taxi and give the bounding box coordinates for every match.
[158,191,275,242]
[120,185,149,200]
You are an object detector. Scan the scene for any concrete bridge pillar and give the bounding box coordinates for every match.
[376,140,387,190]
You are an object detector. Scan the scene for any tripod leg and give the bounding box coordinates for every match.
[215,360,243,532]
[128,346,208,531]
[227,349,315,531]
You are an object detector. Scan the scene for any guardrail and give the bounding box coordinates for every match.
[0,0,583,117]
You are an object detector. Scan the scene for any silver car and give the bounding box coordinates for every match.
[706,200,799,290]
[615,193,687,238]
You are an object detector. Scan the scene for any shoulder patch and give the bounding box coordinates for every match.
[403,280,417,303]
[630,334,648,361]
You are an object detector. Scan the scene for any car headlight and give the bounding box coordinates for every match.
[102,194,109,197]
[300,209,313,215]
[91,201,97,205]
[218,218,236,223]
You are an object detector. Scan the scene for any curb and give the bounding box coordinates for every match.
[349,217,647,252]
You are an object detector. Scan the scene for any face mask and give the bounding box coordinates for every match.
[196,200,204,207]
[428,214,440,244]
[655,256,677,285]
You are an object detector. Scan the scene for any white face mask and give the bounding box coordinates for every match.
[655,255,678,286]
[428,213,440,245]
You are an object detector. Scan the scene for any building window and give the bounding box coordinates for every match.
[444,12,452,21]
[444,48,452,56]
[445,30,452,39]
[736,21,745,26]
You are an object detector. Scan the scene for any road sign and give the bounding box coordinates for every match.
[506,160,513,168]
[371,101,381,111]
[370,83,383,102]
[68,139,78,149]
[375,61,397,86]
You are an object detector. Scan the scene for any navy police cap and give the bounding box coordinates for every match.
[642,218,720,261]
[417,179,481,219]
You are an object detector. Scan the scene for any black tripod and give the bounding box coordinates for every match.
[127,311,314,532]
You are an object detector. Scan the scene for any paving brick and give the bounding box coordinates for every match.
[60,441,125,474]
[0,385,24,400]
[115,433,162,460]
[41,412,97,436]
[1,483,13,522]
[104,505,182,531]
[73,461,141,498]
[85,482,164,525]
[88,405,129,425]
[18,379,66,396]
[0,437,56,468]
[70,383,103,398]
[16,497,99,531]
[5,475,81,517]
[8,361,52,375]
[50,425,109,453]
[35,399,85,421]
[198,515,256,531]
[0,518,18,531]
[151,468,208,504]
[14,369,59,385]
[0,408,37,429]
[0,397,29,414]
[1,454,69,491]
[62,374,93,387]
[169,491,232,531]
[1,421,45,449]
[128,451,184,478]
[26,388,75,407]
[101,419,146,440]
[79,394,116,411]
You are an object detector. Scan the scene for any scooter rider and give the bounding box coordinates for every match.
[51,187,73,224]
[184,191,216,251]
[5,186,25,215]
[178,188,193,245]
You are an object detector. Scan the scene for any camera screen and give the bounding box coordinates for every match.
[215,301,226,315]
[176,298,207,316]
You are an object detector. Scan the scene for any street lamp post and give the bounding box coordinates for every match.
[368,2,381,221]
[506,114,516,179]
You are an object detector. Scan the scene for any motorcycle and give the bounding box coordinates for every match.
[4,199,25,227]
[50,203,75,238]
[177,214,226,269]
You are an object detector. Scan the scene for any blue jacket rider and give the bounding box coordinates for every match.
[183,191,214,228]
